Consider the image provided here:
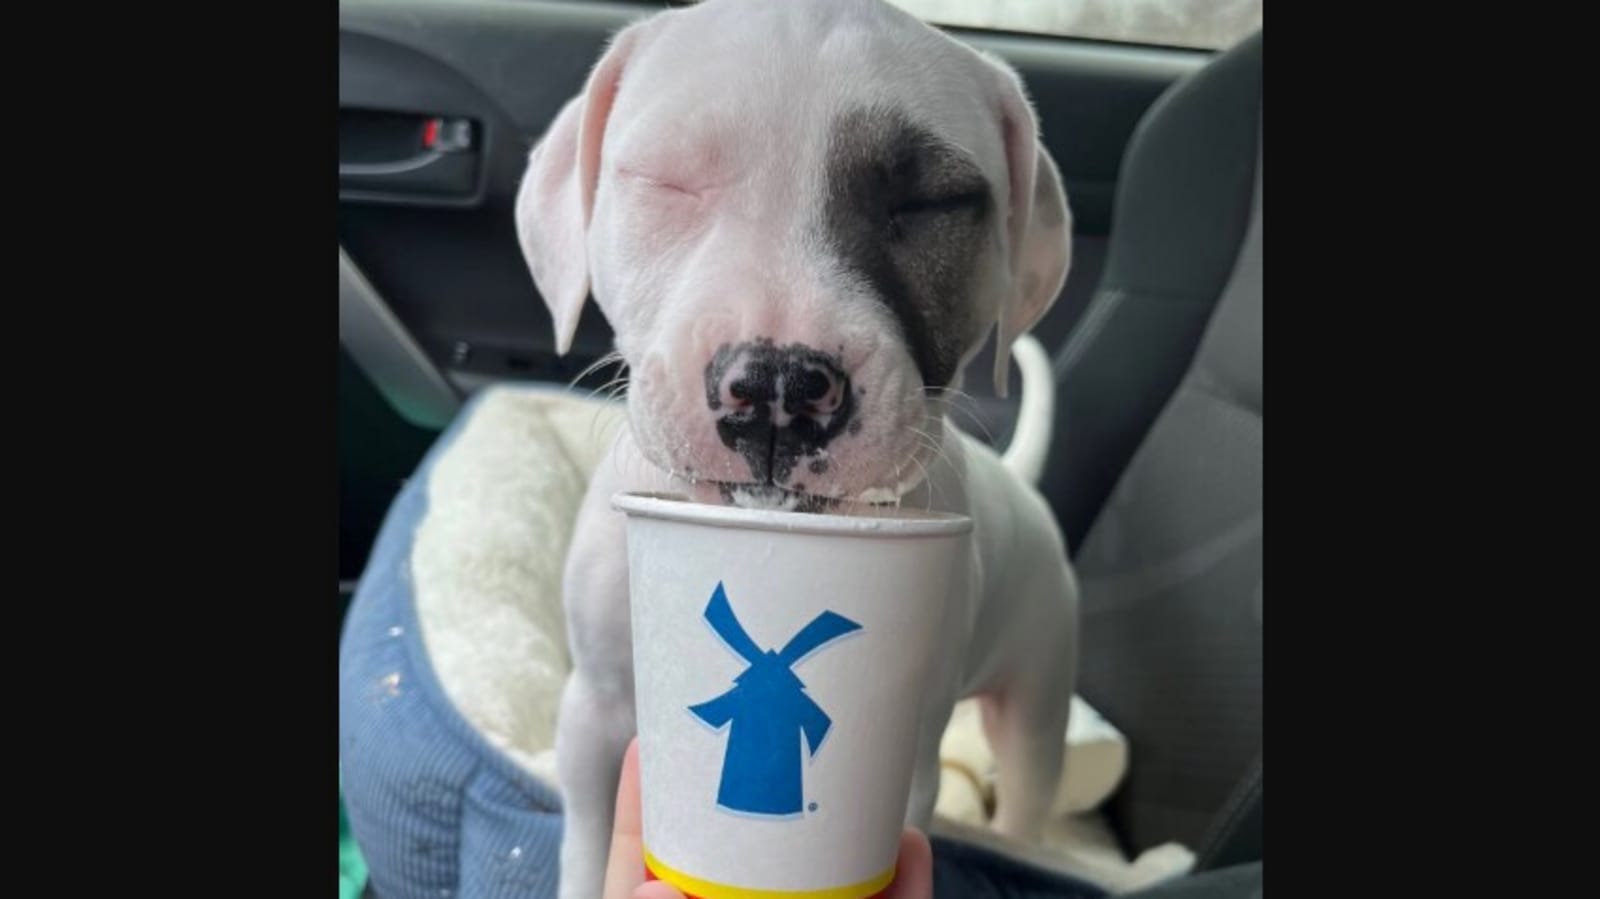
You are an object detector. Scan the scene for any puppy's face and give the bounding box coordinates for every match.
[596,70,1004,508]
[518,0,1071,508]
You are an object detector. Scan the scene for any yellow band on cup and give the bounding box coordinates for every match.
[643,847,896,899]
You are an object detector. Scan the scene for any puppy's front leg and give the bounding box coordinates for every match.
[985,561,1078,842]
[905,562,974,830]
[556,478,638,899]
[905,687,959,829]
[555,669,635,899]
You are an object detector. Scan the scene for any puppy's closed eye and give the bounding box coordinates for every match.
[888,188,989,240]
[893,188,989,218]
[615,166,704,200]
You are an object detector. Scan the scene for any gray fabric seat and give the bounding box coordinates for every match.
[1042,32,1262,554]
[1040,32,1262,871]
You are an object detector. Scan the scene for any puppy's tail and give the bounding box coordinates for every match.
[1000,333,1055,486]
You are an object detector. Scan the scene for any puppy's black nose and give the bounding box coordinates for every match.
[795,365,845,416]
[727,368,774,408]
[705,340,856,484]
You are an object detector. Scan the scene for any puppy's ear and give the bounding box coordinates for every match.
[514,21,648,356]
[983,53,1072,397]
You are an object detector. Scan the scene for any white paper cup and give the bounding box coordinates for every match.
[613,492,972,899]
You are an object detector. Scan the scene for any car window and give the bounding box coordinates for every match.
[885,0,1262,50]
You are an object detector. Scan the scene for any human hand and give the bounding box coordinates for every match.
[603,738,933,899]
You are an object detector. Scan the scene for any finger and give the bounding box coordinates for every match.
[884,828,934,899]
[633,881,687,899]
[602,738,646,899]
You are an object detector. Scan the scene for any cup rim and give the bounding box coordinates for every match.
[612,491,974,538]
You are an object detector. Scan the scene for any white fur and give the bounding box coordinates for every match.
[513,3,1080,896]
[412,388,1186,891]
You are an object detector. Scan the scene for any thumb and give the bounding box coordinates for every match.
[884,829,934,899]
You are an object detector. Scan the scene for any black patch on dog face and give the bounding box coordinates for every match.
[820,107,993,388]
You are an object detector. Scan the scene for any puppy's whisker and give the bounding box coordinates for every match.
[925,392,997,445]
[583,383,630,446]
[905,450,936,513]
[924,402,986,439]
[906,436,943,475]
[922,387,980,410]
[579,372,631,446]
[923,387,986,425]
[585,402,628,450]
[908,425,964,490]
[567,349,626,391]
[906,424,946,458]
[585,373,630,402]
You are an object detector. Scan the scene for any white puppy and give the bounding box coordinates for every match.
[514,1,1078,895]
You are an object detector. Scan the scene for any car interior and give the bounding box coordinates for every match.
[339,1,1262,896]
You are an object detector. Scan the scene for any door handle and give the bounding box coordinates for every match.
[340,112,478,198]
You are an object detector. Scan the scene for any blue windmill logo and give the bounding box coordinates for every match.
[689,582,863,817]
